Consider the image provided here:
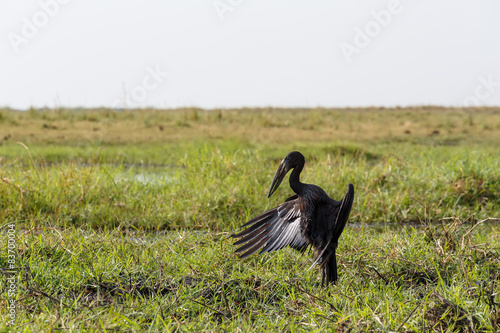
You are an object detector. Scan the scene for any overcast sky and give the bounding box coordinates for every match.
[1,0,499,110]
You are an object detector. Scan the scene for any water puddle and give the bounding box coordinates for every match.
[113,167,179,186]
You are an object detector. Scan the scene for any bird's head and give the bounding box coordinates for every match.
[268,151,305,198]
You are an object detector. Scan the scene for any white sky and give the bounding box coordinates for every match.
[1,0,499,110]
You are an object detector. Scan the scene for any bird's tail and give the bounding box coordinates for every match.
[320,249,337,286]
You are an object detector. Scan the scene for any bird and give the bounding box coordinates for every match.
[231,151,354,286]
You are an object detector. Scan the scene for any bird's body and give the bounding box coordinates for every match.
[231,151,354,286]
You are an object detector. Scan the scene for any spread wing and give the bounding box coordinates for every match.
[231,196,309,259]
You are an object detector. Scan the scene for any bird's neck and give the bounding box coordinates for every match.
[289,165,305,195]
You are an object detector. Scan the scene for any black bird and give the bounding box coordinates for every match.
[231,151,354,286]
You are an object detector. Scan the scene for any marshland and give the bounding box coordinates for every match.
[1,107,499,332]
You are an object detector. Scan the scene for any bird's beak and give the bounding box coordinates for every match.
[268,160,290,198]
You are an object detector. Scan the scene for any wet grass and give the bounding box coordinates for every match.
[1,220,499,331]
[1,107,499,331]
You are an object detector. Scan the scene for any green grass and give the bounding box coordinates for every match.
[1,142,499,229]
[1,220,499,331]
[1,107,499,331]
